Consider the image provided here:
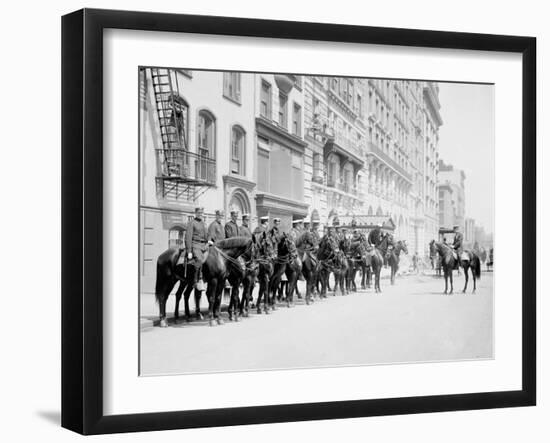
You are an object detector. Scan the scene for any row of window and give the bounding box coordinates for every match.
[166,98,246,176]
[260,80,302,136]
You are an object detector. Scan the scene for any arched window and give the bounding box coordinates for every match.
[197,110,216,182]
[327,154,339,187]
[231,125,245,175]
[168,226,185,249]
[197,110,216,158]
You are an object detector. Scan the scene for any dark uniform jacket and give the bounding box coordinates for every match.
[207,220,225,242]
[452,232,464,252]
[225,220,240,238]
[239,225,252,238]
[185,217,208,263]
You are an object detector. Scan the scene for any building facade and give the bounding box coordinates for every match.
[139,68,257,292]
[437,159,466,232]
[139,69,444,292]
[303,77,442,254]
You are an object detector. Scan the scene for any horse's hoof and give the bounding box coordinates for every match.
[462,290,466,294]
[159,319,168,328]
[264,309,270,315]
[257,309,262,315]
[209,319,216,327]
[196,313,204,320]
[244,312,249,318]
[234,316,240,322]
[216,318,224,325]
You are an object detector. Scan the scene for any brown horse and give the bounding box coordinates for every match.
[223,235,259,322]
[317,234,348,297]
[429,240,481,294]
[269,233,302,308]
[154,248,203,327]
[296,230,319,305]
[387,240,408,285]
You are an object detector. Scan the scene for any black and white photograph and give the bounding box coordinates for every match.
[138,68,495,376]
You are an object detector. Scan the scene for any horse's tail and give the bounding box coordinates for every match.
[155,249,175,304]
[474,255,481,279]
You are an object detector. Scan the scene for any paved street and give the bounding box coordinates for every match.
[140,270,493,375]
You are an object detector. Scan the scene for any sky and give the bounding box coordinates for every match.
[437,82,495,234]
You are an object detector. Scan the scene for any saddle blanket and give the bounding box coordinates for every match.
[452,251,470,261]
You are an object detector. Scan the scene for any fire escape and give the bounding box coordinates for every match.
[150,68,216,200]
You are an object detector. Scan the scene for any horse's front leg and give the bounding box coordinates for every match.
[449,270,454,294]
[462,264,469,293]
[213,281,225,326]
[173,281,184,322]
[207,278,217,326]
[157,283,171,328]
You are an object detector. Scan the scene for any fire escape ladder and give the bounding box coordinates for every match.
[149,68,215,201]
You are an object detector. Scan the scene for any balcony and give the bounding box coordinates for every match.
[156,149,216,186]
[324,129,364,168]
[367,141,412,183]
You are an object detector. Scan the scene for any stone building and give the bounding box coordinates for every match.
[139,68,257,292]
[437,159,466,232]
[139,69,445,292]
[303,77,442,254]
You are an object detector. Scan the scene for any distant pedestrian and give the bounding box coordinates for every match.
[412,251,419,274]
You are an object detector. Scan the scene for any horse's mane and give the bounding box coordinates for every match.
[216,236,250,249]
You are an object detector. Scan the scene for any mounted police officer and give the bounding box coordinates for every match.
[207,209,225,242]
[289,219,302,241]
[253,215,269,235]
[452,224,464,260]
[225,210,240,238]
[185,207,213,287]
[239,213,252,238]
[310,219,321,250]
[268,217,282,245]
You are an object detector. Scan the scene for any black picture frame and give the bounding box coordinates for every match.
[62,8,536,435]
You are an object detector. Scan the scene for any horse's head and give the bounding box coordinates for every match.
[397,240,408,255]
[340,235,351,252]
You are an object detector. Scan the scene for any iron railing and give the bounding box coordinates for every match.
[156,149,216,186]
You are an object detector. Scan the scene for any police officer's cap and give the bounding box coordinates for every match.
[215,209,224,216]
[273,217,281,223]
[195,207,204,213]
[260,215,269,223]
[242,213,250,220]
[230,210,239,216]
